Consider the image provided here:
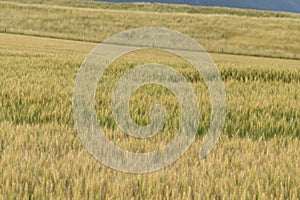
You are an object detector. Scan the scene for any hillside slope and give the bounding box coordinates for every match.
[1,1,299,60]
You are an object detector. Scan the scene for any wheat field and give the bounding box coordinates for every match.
[0,1,300,199]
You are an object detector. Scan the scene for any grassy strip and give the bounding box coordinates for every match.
[4,0,300,18]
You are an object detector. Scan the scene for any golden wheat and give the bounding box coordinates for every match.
[0,1,300,198]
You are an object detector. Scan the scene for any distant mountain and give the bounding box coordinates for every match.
[98,0,300,13]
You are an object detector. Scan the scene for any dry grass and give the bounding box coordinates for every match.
[0,1,300,59]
